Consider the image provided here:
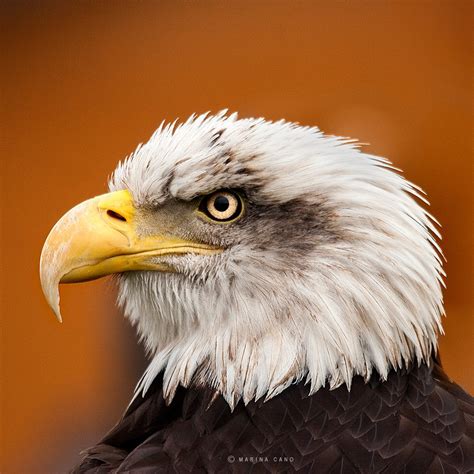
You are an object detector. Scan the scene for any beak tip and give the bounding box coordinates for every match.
[40,275,63,323]
[50,294,63,323]
[46,293,63,323]
[40,250,64,322]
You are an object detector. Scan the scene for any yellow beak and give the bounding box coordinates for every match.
[40,190,219,321]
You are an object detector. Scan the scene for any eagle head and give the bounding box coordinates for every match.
[40,112,444,408]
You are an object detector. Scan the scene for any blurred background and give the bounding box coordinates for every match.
[1,1,472,472]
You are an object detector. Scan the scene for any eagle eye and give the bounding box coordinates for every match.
[199,191,243,223]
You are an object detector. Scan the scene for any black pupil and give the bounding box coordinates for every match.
[214,195,230,212]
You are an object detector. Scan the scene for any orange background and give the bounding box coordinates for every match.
[2,2,472,472]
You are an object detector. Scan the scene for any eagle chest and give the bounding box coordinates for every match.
[75,362,474,473]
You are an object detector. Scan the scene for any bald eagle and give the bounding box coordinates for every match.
[40,112,473,473]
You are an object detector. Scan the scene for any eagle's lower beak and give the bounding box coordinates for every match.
[40,190,218,322]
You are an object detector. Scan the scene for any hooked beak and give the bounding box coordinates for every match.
[40,190,219,321]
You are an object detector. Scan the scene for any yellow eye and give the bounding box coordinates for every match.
[199,191,243,222]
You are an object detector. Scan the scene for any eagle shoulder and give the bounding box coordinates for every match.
[73,360,474,473]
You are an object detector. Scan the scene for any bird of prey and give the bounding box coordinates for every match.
[40,112,473,473]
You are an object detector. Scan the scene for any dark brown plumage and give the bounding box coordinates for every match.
[73,357,473,473]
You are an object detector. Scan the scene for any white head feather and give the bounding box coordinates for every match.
[109,111,444,409]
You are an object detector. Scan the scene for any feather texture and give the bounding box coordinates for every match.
[108,112,444,406]
[73,358,474,473]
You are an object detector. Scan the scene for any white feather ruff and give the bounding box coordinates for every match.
[110,112,444,409]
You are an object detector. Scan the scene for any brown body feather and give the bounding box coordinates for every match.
[73,359,473,473]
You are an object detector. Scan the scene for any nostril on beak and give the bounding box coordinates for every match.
[106,209,127,222]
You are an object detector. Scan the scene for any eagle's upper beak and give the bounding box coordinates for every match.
[40,190,219,321]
